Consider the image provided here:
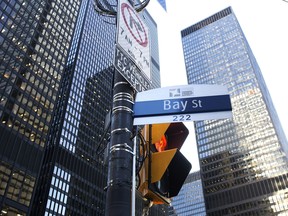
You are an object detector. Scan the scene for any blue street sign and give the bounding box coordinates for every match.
[133,84,233,125]
[133,95,232,118]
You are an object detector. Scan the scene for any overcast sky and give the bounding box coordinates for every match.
[147,0,288,172]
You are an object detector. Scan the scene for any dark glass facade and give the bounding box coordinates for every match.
[181,7,288,215]
[170,171,206,216]
[1,0,82,214]
[1,0,163,215]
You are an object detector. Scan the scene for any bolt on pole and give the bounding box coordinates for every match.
[105,71,135,216]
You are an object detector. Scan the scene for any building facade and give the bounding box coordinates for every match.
[170,171,206,216]
[181,7,288,215]
[1,0,86,214]
[1,0,163,215]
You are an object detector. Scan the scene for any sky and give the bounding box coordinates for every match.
[146,0,288,172]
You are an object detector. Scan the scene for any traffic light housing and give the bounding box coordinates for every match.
[138,122,192,204]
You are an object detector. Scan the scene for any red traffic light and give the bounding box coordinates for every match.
[152,122,189,152]
[155,135,167,152]
[143,122,192,204]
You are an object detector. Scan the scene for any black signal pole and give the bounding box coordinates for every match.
[93,1,151,215]
[105,71,135,216]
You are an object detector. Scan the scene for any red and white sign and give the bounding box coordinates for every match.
[116,0,151,80]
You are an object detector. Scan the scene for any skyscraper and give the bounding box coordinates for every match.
[1,0,162,215]
[170,171,206,216]
[181,7,288,215]
[1,0,86,214]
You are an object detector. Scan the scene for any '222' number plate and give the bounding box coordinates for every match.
[172,114,192,122]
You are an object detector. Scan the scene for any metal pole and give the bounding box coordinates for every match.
[132,129,137,216]
[105,71,135,216]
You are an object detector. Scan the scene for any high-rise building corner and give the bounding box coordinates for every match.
[181,6,288,215]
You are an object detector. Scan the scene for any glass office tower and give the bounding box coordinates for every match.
[1,0,84,214]
[181,7,288,215]
[170,171,206,216]
[1,0,162,215]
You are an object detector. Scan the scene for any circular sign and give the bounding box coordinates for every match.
[121,3,148,47]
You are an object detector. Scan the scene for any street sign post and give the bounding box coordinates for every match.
[133,84,232,125]
[106,0,151,215]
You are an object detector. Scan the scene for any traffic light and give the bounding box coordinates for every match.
[138,123,192,204]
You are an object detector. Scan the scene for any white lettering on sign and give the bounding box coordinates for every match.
[163,99,203,112]
[164,100,187,112]
[192,99,202,108]
[115,47,151,92]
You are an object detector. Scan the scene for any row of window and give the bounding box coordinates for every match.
[0,161,35,207]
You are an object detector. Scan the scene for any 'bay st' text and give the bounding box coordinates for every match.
[163,99,203,112]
